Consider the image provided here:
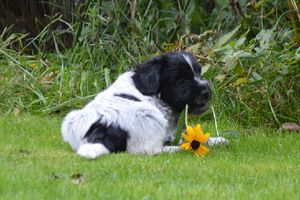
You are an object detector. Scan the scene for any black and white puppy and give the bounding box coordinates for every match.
[61,52,224,159]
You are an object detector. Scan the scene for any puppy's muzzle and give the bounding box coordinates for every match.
[194,78,212,101]
[190,79,212,114]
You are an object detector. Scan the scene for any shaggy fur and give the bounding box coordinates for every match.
[61,52,224,159]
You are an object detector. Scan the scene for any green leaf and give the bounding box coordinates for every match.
[236,78,248,85]
[104,68,111,88]
[234,37,246,48]
[295,47,300,60]
[214,25,241,49]
[172,110,186,145]
[255,29,274,50]
[252,72,263,81]
[222,130,240,136]
[186,43,201,54]
[222,130,240,140]
[215,74,226,82]
[201,64,210,75]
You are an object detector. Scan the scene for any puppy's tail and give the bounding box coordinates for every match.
[61,109,98,151]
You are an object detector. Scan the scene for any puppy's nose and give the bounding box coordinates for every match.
[194,78,212,100]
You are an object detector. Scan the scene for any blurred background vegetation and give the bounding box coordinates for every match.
[0,0,299,127]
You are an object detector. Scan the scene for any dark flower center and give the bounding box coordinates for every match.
[191,140,200,150]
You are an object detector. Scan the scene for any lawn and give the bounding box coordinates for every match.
[0,115,299,200]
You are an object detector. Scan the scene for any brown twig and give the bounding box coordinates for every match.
[287,0,300,46]
[130,0,137,35]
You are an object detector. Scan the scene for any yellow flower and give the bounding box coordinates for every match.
[180,124,210,156]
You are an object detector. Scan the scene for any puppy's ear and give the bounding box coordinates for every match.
[132,57,161,95]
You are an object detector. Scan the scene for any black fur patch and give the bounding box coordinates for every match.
[132,56,161,95]
[114,93,141,102]
[133,51,211,114]
[84,120,128,153]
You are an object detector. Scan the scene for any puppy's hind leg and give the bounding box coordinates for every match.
[77,143,110,159]
[78,120,129,159]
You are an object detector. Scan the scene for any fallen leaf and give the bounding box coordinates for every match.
[280,122,300,132]
[71,173,85,185]
[13,108,20,116]
[40,71,57,91]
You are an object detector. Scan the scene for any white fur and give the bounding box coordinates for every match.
[77,143,110,159]
[162,146,182,153]
[62,72,170,158]
[61,56,226,159]
[182,54,194,73]
[194,77,209,86]
[208,137,228,145]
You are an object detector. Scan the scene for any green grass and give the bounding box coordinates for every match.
[0,115,299,200]
[1,1,300,126]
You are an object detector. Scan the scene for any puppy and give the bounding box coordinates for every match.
[61,52,223,159]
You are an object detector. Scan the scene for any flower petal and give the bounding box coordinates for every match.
[195,145,209,156]
[195,133,210,143]
[181,133,193,143]
[193,124,203,135]
[186,126,195,137]
[180,143,191,151]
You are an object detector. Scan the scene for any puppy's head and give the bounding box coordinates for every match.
[132,52,211,114]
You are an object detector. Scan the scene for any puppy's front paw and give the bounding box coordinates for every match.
[207,137,228,146]
[77,143,110,159]
[162,146,182,153]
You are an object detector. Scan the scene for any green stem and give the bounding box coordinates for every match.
[212,106,220,137]
[185,104,188,127]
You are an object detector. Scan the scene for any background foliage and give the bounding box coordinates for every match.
[0,0,299,127]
